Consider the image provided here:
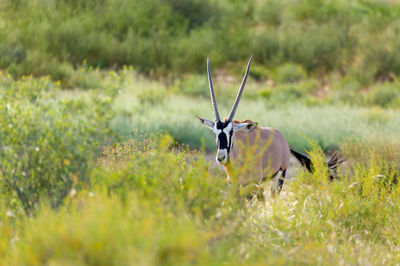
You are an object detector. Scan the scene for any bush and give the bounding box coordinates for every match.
[137,87,167,106]
[166,0,219,30]
[260,80,318,107]
[173,74,209,98]
[341,139,400,174]
[0,74,118,215]
[274,63,307,83]
[279,23,346,73]
[363,82,400,108]
[3,0,400,89]
[93,134,227,217]
[255,0,284,26]
[355,19,400,82]
[247,63,270,81]
[5,192,212,265]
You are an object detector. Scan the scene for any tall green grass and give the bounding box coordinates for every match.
[1,137,400,264]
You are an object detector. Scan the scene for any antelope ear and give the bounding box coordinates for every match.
[196,116,215,129]
[233,122,258,132]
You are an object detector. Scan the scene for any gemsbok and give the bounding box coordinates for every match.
[197,55,343,197]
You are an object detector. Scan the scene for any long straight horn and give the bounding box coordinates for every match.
[207,58,220,122]
[227,55,254,121]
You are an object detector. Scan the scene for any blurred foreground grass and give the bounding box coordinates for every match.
[1,136,400,265]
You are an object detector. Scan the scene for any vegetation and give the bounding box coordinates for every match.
[0,68,398,264]
[0,72,121,215]
[1,136,400,264]
[1,0,400,264]
[1,0,400,87]
[113,71,400,151]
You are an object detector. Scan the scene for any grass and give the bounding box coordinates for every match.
[1,137,400,264]
[1,45,400,265]
[0,70,400,264]
[112,77,400,152]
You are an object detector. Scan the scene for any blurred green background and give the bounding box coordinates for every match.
[2,0,400,87]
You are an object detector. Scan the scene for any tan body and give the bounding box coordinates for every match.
[224,124,290,185]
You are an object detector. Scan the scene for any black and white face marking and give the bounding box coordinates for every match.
[213,120,233,165]
[196,116,257,165]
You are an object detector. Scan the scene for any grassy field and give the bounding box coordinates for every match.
[114,91,400,151]
[111,72,400,152]
[0,70,399,264]
[1,134,400,264]
[2,0,400,264]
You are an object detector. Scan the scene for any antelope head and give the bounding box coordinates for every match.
[197,55,257,165]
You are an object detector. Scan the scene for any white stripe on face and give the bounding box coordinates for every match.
[223,123,232,147]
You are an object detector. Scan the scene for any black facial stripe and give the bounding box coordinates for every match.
[215,120,234,152]
[217,130,234,153]
[218,132,228,150]
[216,120,230,129]
[228,130,233,152]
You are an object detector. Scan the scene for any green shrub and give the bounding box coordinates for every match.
[166,0,219,30]
[171,27,223,75]
[260,80,318,107]
[341,139,400,174]
[0,43,26,69]
[274,63,307,83]
[364,82,400,108]
[5,192,213,265]
[93,134,227,218]
[66,62,103,89]
[137,87,167,106]
[0,74,118,215]
[173,74,209,98]
[355,19,400,82]
[279,23,345,73]
[255,0,284,26]
[247,63,270,81]
[329,74,363,104]
[252,30,280,66]
[3,0,400,88]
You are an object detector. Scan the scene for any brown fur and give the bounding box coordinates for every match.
[224,118,257,124]
[232,119,257,124]
[224,124,290,185]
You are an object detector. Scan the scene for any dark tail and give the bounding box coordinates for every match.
[290,149,313,172]
[290,149,345,180]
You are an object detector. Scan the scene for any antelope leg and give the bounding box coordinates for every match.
[271,169,286,197]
